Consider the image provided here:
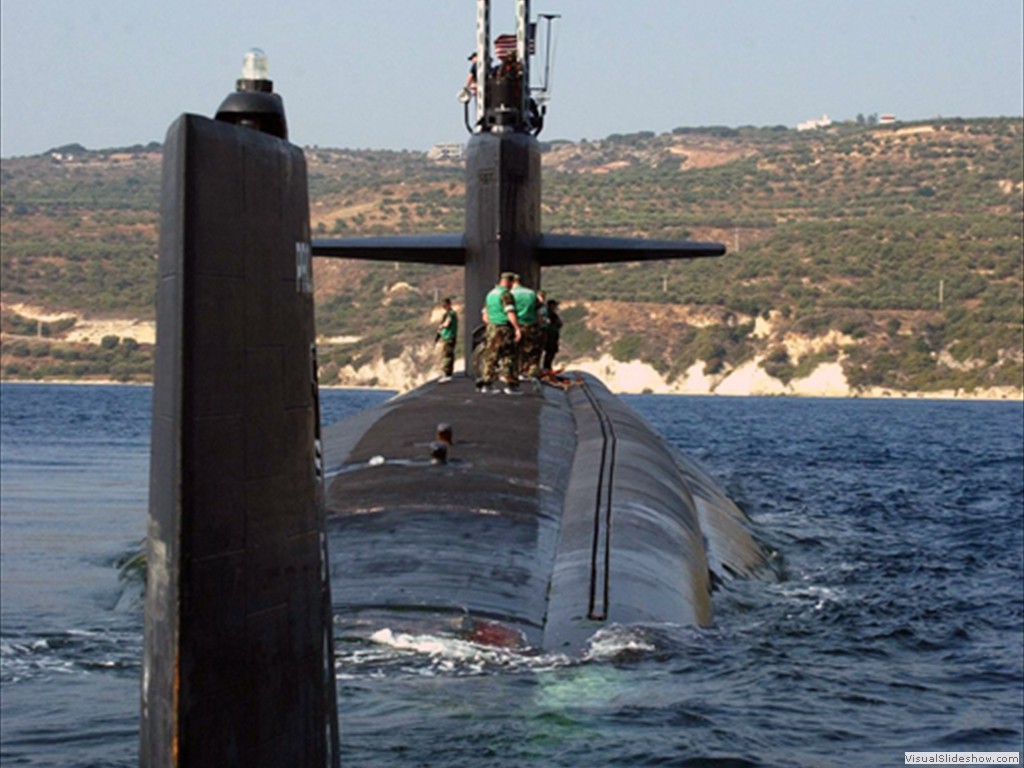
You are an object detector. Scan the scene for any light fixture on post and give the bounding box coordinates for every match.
[215,47,288,139]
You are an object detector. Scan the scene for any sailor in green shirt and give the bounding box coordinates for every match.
[478,272,522,394]
[511,274,541,379]
[435,297,458,382]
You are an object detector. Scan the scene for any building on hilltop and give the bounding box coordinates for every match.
[427,143,465,162]
[796,114,833,132]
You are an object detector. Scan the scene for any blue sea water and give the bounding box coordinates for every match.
[1,383,1021,766]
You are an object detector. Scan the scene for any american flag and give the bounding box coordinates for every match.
[494,27,536,58]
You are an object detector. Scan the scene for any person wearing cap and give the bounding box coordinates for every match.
[435,297,458,382]
[478,272,522,394]
[541,299,563,372]
[511,274,541,379]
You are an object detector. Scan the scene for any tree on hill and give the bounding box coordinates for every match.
[1,118,1021,392]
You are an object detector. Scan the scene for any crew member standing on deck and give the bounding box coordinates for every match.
[478,272,522,395]
[511,274,541,379]
[435,297,458,382]
[541,299,563,372]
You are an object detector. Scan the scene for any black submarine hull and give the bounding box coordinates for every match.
[323,374,766,654]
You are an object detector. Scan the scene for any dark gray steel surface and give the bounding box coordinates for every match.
[538,233,726,265]
[461,131,543,364]
[143,114,338,767]
[324,377,570,647]
[215,89,288,140]
[323,374,766,654]
[312,233,466,265]
[543,379,715,649]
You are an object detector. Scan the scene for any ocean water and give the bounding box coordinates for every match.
[1,383,1021,766]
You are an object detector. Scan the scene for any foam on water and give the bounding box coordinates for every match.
[1,629,140,685]
[583,625,658,660]
[351,627,572,675]
[340,622,694,679]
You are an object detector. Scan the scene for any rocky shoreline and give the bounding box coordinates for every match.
[2,368,1020,401]
[4,302,1020,401]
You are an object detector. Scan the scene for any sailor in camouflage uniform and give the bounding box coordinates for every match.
[435,297,458,382]
[478,272,522,394]
[511,274,541,379]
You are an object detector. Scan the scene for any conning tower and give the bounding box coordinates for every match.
[312,0,725,371]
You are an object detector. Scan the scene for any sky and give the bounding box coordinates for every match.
[1,0,1022,158]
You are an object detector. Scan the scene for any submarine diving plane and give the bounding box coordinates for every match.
[141,2,768,765]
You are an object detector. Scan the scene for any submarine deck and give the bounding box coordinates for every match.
[323,376,575,647]
[321,373,764,652]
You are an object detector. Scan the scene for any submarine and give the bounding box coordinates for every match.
[141,2,768,765]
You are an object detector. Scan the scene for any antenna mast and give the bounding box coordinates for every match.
[535,13,561,100]
[517,0,531,119]
[475,0,490,131]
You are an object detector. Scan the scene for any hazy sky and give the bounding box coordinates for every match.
[1,0,1022,157]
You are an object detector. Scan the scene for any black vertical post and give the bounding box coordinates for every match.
[142,114,339,767]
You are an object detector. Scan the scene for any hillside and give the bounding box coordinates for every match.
[1,120,1021,397]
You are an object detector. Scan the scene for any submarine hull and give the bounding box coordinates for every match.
[324,374,766,653]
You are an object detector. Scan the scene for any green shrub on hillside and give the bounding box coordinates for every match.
[1,119,1021,391]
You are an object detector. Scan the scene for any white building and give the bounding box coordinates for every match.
[796,114,833,132]
[427,143,465,161]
